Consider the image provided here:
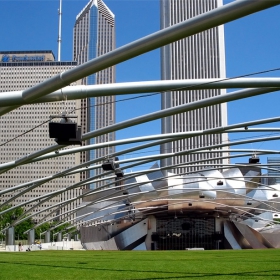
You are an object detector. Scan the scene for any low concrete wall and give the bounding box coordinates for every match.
[5,241,83,251]
[47,241,83,250]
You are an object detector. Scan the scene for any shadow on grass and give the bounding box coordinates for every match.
[1,260,280,279]
[127,269,280,280]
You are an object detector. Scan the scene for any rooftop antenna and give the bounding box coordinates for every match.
[57,0,62,61]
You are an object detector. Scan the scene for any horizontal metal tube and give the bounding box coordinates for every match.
[1,78,280,106]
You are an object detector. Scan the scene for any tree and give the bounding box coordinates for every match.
[0,205,33,240]
[49,221,77,241]
[0,205,78,242]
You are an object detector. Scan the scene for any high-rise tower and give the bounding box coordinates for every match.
[0,50,81,221]
[160,0,228,174]
[73,0,116,188]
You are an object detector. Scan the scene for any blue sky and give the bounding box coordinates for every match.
[0,0,280,168]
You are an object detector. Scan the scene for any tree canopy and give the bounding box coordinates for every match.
[0,205,77,241]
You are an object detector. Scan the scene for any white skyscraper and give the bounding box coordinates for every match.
[73,0,116,188]
[160,0,228,174]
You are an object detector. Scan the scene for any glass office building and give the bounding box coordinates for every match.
[267,157,280,185]
[73,0,116,188]
[160,0,228,175]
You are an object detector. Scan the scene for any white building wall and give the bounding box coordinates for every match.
[73,0,116,188]
[160,0,229,174]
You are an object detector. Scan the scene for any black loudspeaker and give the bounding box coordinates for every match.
[151,243,155,250]
[49,122,82,145]
[55,126,82,145]
[49,122,77,139]
[102,160,115,171]
[115,168,124,178]
[249,157,259,163]
[151,233,159,242]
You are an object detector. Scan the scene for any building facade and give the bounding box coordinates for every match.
[0,50,82,221]
[267,157,280,185]
[73,0,116,188]
[160,0,228,175]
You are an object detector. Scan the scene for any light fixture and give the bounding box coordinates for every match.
[199,192,205,198]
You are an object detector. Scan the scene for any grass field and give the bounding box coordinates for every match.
[0,249,280,279]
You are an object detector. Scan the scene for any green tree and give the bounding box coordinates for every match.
[0,205,33,240]
[35,222,51,240]
[0,205,77,242]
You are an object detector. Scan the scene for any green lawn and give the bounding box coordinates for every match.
[0,249,279,279]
